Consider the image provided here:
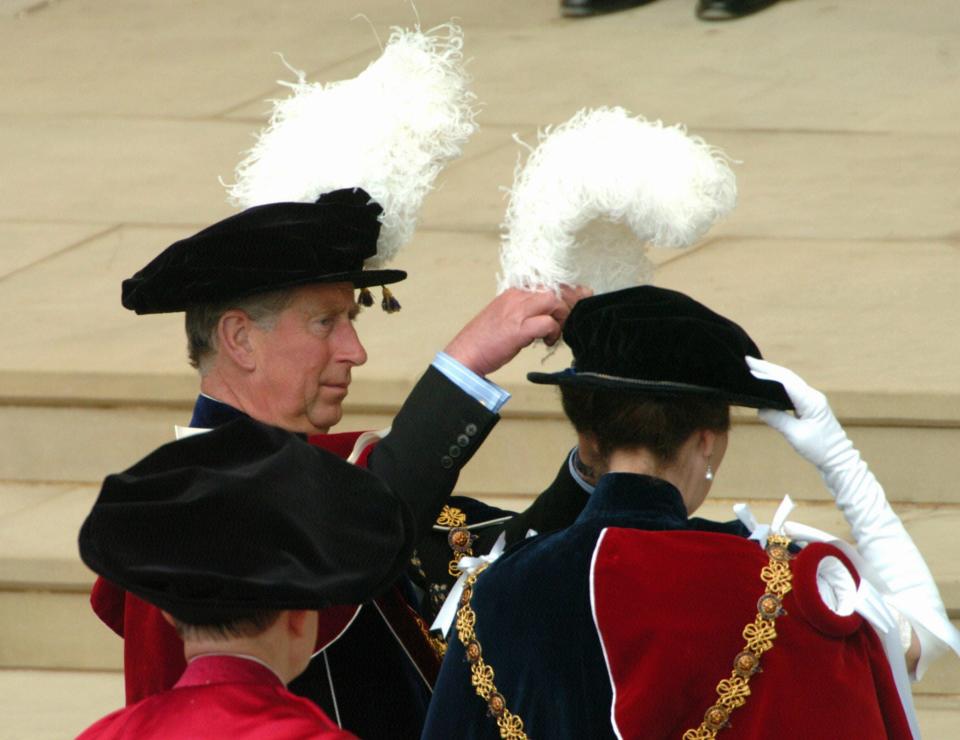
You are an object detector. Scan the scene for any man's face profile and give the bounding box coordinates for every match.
[246,282,367,434]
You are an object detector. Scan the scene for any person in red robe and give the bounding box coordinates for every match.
[77,417,419,739]
[424,286,922,739]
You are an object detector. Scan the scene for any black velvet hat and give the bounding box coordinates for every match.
[528,286,792,410]
[78,417,413,623]
[121,188,407,314]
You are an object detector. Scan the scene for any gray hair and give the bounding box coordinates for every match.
[184,289,295,373]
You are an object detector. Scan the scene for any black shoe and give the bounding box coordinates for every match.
[562,0,654,17]
[696,0,778,21]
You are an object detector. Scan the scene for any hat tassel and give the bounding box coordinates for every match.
[358,287,375,308]
[381,286,401,313]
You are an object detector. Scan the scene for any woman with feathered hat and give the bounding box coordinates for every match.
[421,108,957,739]
[423,285,938,739]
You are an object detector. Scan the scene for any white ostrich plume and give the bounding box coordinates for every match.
[227,23,477,268]
[499,107,737,295]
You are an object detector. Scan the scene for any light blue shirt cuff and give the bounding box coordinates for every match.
[567,447,596,495]
[431,352,511,413]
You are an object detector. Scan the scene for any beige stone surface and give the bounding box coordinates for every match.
[0,404,187,481]
[0,117,249,225]
[0,591,121,670]
[6,225,960,402]
[715,420,960,504]
[656,238,960,394]
[0,483,96,588]
[0,223,109,278]
[465,2,960,134]
[0,0,957,400]
[0,225,194,374]
[913,636,960,697]
[6,392,960,509]
[0,669,123,740]
[0,0,557,119]
[0,225,552,379]
[916,695,960,740]
[1,0,959,705]
[421,129,960,241]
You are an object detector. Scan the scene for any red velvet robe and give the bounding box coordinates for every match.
[592,529,914,738]
[76,654,356,739]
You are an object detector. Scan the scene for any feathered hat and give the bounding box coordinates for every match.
[499,110,790,408]
[498,107,736,296]
[122,23,476,315]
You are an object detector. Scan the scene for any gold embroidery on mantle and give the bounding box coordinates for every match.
[436,505,467,527]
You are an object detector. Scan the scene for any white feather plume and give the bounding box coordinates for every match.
[227,23,477,268]
[498,107,737,295]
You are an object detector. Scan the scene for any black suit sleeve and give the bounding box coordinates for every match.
[366,365,499,547]
[501,455,591,546]
[410,457,592,623]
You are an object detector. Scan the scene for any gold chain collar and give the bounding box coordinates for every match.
[455,563,528,740]
[683,534,794,739]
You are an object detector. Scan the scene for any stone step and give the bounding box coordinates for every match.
[1,482,958,681]
[2,373,958,689]
[0,669,123,740]
[2,482,959,607]
[3,370,960,507]
[0,668,956,740]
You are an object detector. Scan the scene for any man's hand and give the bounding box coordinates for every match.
[444,286,591,377]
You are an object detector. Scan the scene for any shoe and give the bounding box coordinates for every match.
[561,0,654,18]
[696,0,778,21]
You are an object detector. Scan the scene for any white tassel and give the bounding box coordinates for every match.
[226,23,477,268]
[498,107,737,295]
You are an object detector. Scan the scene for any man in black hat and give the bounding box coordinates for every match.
[78,417,412,739]
[90,188,585,738]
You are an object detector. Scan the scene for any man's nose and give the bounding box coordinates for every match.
[338,322,368,366]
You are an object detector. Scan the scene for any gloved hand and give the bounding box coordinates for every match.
[746,358,850,469]
[747,356,958,677]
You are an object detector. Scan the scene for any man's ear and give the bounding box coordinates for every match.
[286,610,311,638]
[217,310,257,371]
[160,611,176,628]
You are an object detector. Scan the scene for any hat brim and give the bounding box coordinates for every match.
[129,268,407,314]
[273,267,408,292]
[527,369,793,411]
[80,542,338,622]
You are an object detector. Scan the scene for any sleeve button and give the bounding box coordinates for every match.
[465,423,478,436]
[457,434,470,447]
[449,445,461,458]
[441,455,454,469]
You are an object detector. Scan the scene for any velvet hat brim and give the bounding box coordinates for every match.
[78,418,413,623]
[121,188,406,314]
[528,286,792,410]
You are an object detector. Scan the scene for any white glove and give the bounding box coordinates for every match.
[747,356,959,677]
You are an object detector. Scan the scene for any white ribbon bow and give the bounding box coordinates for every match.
[733,494,795,548]
[430,532,508,638]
